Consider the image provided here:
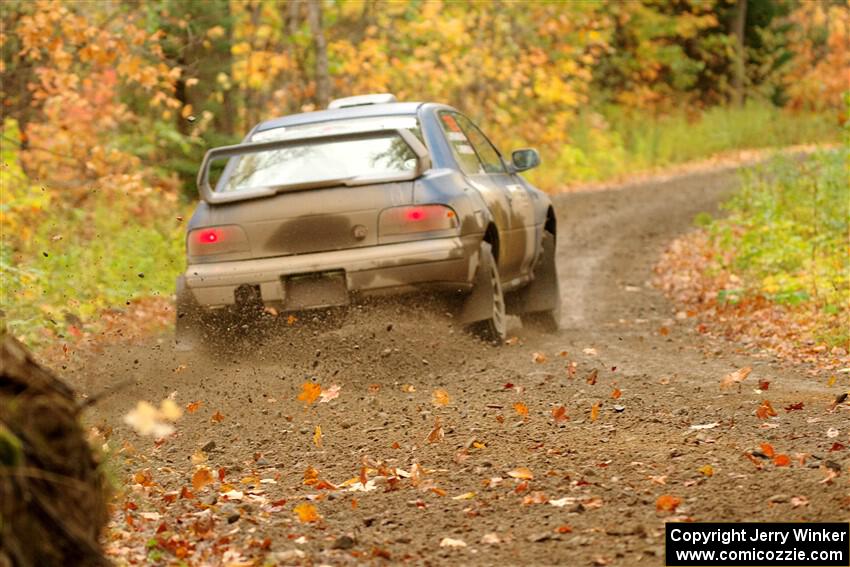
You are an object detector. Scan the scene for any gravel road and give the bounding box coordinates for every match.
[66,168,849,566]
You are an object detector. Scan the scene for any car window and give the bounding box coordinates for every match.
[438,111,484,175]
[455,114,506,174]
[215,133,417,194]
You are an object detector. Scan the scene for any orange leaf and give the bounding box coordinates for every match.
[555,525,573,534]
[586,369,598,385]
[191,467,214,492]
[755,399,777,419]
[297,382,321,405]
[179,486,194,499]
[773,454,791,467]
[551,406,568,422]
[590,402,601,422]
[611,388,622,399]
[313,425,323,448]
[655,494,681,512]
[427,417,444,443]
[210,411,224,423]
[186,401,201,414]
[698,464,714,477]
[760,443,775,458]
[507,467,534,480]
[532,352,547,364]
[303,466,319,485]
[720,366,752,389]
[514,402,529,417]
[431,388,450,406]
[293,502,320,523]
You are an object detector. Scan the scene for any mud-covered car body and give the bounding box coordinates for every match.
[177,95,560,346]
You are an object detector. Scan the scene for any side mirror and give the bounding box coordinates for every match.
[511,148,540,172]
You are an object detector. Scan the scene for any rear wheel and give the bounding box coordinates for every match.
[466,242,507,344]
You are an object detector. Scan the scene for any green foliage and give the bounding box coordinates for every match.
[530,101,840,187]
[708,149,849,343]
[0,122,186,345]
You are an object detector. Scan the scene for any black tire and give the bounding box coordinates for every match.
[467,242,507,344]
[519,230,561,333]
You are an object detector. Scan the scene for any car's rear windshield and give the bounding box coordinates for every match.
[215,116,421,194]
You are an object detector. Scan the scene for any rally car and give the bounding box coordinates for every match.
[176,94,560,348]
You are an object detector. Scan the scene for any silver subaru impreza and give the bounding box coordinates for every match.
[177,94,560,348]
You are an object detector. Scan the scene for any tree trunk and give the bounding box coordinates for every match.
[731,0,748,107]
[0,331,110,567]
[307,0,331,108]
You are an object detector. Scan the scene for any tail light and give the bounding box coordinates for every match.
[187,225,249,257]
[379,205,459,237]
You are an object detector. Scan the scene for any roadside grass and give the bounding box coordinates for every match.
[710,149,849,347]
[0,119,186,347]
[656,148,849,371]
[530,101,841,188]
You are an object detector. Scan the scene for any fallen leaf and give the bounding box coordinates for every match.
[186,401,201,414]
[211,411,224,423]
[558,350,568,358]
[440,537,467,548]
[319,384,341,403]
[655,494,681,513]
[286,314,298,325]
[698,464,714,477]
[791,496,809,507]
[829,442,845,452]
[297,382,321,405]
[590,402,601,422]
[191,467,214,492]
[427,417,444,444]
[303,466,319,485]
[514,402,529,417]
[658,326,670,336]
[532,352,547,364]
[401,384,416,393]
[755,400,777,419]
[586,369,598,385]
[452,492,476,500]
[784,402,804,412]
[293,502,320,523]
[758,380,770,391]
[507,467,534,480]
[552,406,568,422]
[720,366,752,390]
[522,491,548,505]
[773,454,790,467]
[830,393,848,410]
[760,443,776,458]
[313,425,323,448]
[555,525,573,534]
[611,388,622,399]
[432,389,450,406]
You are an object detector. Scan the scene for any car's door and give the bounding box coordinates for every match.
[436,111,524,281]
[448,113,537,282]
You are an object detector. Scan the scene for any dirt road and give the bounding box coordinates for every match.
[66,168,849,565]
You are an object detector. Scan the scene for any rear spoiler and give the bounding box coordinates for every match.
[197,128,431,204]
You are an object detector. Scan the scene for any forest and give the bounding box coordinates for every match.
[1,1,849,566]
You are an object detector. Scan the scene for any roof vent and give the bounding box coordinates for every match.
[327,93,397,110]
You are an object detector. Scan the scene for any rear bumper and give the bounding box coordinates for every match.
[183,236,480,308]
